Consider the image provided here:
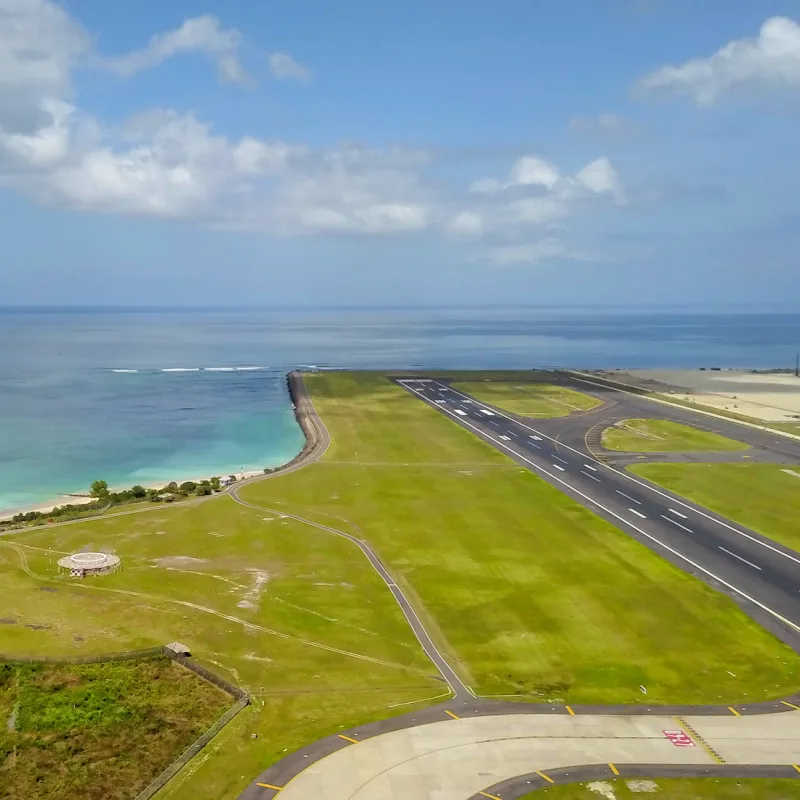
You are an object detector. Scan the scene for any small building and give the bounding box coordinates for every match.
[155,493,174,503]
[165,641,192,657]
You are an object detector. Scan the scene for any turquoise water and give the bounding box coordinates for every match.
[1,307,798,512]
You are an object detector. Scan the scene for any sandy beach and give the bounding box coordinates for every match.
[0,469,266,522]
[615,369,800,423]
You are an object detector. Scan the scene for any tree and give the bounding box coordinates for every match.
[130,485,147,498]
[165,482,178,493]
[179,481,197,493]
[210,477,221,491]
[196,485,212,496]
[228,475,237,483]
[90,480,109,498]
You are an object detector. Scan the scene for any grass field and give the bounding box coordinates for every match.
[3,371,800,799]
[450,380,601,418]
[0,493,442,799]
[0,656,230,800]
[239,373,799,706]
[522,777,800,799]
[630,463,800,552]
[601,418,749,452]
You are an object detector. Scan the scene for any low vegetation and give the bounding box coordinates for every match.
[601,418,749,452]
[525,777,800,799]
[630,462,800,552]
[240,373,800,706]
[450,380,601,417]
[0,656,230,800]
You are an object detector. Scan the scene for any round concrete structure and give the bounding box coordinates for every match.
[57,552,120,576]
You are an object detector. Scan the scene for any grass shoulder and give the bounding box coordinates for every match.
[242,372,800,706]
[0,656,231,799]
[520,777,800,799]
[602,418,748,452]
[450,380,601,418]
[629,462,800,552]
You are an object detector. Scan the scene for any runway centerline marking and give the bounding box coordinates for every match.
[781,701,800,711]
[629,508,647,519]
[338,734,360,744]
[441,377,800,569]
[668,508,689,519]
[719,547,762,571]
[536,771,555,784]
[444,709,460,719]
[256,782,283,790]
[581,470,602,482]
[661,515,694,533]
[616,490,641,505]
[728,707,741,716]
[609,763,620,776]
[400,380,800,635]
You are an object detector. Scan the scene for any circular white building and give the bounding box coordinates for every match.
[57,552,120,578]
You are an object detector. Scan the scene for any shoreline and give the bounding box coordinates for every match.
[0,371,323,523]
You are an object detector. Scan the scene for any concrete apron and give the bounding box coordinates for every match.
[267,711,800,800]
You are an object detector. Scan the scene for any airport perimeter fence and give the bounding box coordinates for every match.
[134,694,251,800]
[0,645,165,665]
[0,644,251,800]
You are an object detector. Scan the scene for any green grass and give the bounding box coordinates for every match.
[3,371,800,799]
[0,656,230,800]
[601,418,749,452]
[238,373,799,706]
[522,777,800,799]
[0,491,443,799]
[630,463,800,552]
[450,381,601,418]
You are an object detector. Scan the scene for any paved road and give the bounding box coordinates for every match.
[396,377,800,649]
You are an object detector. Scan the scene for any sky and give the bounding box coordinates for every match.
[1,0,800,308]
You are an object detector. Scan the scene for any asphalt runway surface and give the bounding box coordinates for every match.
[396,374,800,650]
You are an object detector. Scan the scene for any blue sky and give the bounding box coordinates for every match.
[1,0,799,307]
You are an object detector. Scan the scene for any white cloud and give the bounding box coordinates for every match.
[508,156,561,189]
[447,211,483,235]
[102,15,250,85]
[0,0,626,242]
[482,238,600,266]
[636,16,800,104]
[568,113,638,137]
[268,52,313,82]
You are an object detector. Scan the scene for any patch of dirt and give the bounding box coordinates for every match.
[243,652,273,663]
[626,780,660,793]
[0,618,17,625]
[152,556,208,568]
[154,531,167,536]
[38,587,57,592]
[587,782,617,800]
[237,569,270,610]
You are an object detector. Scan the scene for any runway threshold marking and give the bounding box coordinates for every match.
[629,508,647,519]
[445,709,460,719]
[719,547,762,571]
[583,464,597,471]
[728,706,741,716]
[581,470,602,482]
[256,783,283,791]
[565,705,575,715]
[609,763,620,776]
[338,734,360,744]
[553,464,566,472]
[668,508,688,519]
[782,701,800,711]
[536,770,555,784]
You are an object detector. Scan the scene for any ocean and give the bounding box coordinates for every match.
[1,307,798,513]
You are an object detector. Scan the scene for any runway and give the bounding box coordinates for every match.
[395,376,800,649]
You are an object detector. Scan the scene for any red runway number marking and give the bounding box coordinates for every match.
[663,730,695,747]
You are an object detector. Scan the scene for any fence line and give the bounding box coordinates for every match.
[134,696,251,800]
[1,645,251,799]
